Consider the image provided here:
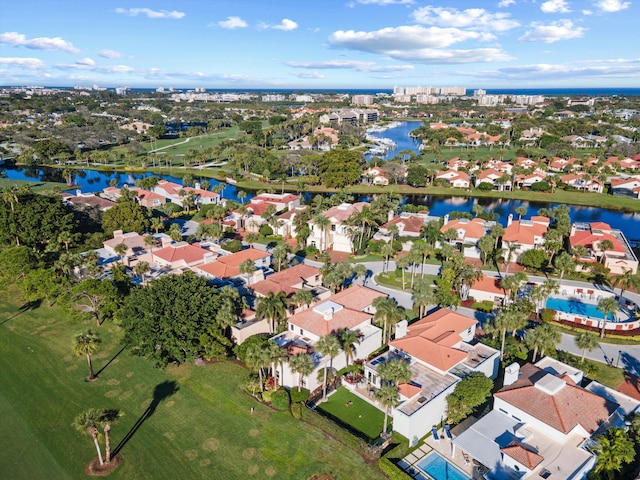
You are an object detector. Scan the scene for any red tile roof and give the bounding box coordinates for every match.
[441,217,486,240]
[501,441,544,469]
[382,214,425,234]
[329,285,386,311]
[496,364,618,435]
[196,261,240,279]
[152,242,211,265]
[398,383,422,399]
[503,218,549,245]
[288,305,372,338]
[217,248,270,267]
[250,264,320,298]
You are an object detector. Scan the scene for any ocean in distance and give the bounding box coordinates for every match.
[21,86,640,97]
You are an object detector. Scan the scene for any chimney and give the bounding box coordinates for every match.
[203,252,214,264]
[395,320,408,339]
[76,189,82,196]
[113,229,123,238]
[504,362,520,386]
[570,224,576,237]
[388,210,394,222]
[443,214,449,225]
[195,182,201,190]
[161,236,172,247]
[324,307,334,321]
[507,213,513,227]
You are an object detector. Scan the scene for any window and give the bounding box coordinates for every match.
[299,328,304,335]
[290,325,294,331]
[331,224,336,231]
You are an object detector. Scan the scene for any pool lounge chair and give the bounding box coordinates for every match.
[432,426,439,441]
[444,424,452,439]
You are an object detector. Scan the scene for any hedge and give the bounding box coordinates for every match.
[378,458,413,480]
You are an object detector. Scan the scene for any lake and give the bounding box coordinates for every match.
[365,121,424,161]
[2,165,640,244]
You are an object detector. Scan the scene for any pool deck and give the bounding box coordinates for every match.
[399,423,479,479]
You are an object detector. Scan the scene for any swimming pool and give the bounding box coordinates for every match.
[546,298,614,320]
[416,452,471,480]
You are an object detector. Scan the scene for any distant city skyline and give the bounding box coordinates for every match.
[1,0,638,89]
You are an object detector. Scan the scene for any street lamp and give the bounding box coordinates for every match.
[616,350,622,369]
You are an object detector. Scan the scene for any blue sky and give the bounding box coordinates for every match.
[1,0,638,89]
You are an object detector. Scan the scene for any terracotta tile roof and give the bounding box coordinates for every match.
[390,309,476,371]
[382,215,425,234]
[196,261,240,279]
[153,242,211,265]
[441,217,486,240]
[288,304,372,338]
[569,230,625,253]
[322,202,370,223]
[329,285,386,311]
[495,364,618,435]
[68,195,115,209]
[398,383,422,399]
[501,441,544,469]
[253,193,299,204]
[503,218,549,245]
[135,188,165,202]
[104,232,146,253]
[217,248,270,266]
[250,264,320,298]
[471,276,505,295]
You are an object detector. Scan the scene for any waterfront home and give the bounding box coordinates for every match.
[569,222,638,275]
[474,168,511,191]
[62,191,115,212]
[435,170,470,188]
[502,215,550,263]
[611,176,640,198]
[453,360,638,479]
[377,212,434,240]
[363,167,389,186]
[560,172,604,193]
[363,308,499,446]
[514,172,548,189]
[307,202,370,253]
[153,180,221,207]
[440,215,491,254]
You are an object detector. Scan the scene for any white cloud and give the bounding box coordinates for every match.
[582,9,594,14]
[492,61,640,80]
[498,0,516,6]
[98,49,123,59]
[55,62,136,74]
[115,8,185,19]
[0,57,45,69]
[76,58,95,66]
[541,0,571,13]
[519,19,586,43]
[595,0,631,12]
[272,19,298,31]
[217,16,247,29]
[386,47,513,64]
[329,25,491,52]
[411,7,519,32]
[286,59,414,72]
[0,31,79,53]
[294,71,325,79]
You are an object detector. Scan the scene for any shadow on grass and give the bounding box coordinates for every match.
[0,300,41,326]
[95,346,126,377]
[112,380,179,456]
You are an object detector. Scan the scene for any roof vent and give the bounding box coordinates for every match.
[534,373,566,395]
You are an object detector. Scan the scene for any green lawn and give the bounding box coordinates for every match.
[0,292,383,480]
[317,387,387,442]
[0,177,66,193]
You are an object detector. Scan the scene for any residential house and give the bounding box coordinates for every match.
[611,176,640,198]
[233,193,300,232]
[151,241,214,270]
[63,191,115,212]
[453,360,638,479]
[196,247,272,284]
[569,222,638,275]
[153,180,221,207]
[363,308,499,446]
[377,212,433,240]
[307,202,370,253]
[468,276,507,305]
[435,170,471,188]
[363,167,389,186]
[560,173,604,193]
[103,230,147,258]
[547,157,577,173]
[474,168,511,191]
[273,205,308,239]
[441,215,491,255]
[274,285,386,392]
[502,215,550,263]
[446,157,469,171]
[515,172,548,189]
[484,159,512,174]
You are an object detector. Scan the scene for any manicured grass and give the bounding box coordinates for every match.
[317,387,387,441]
[0,291,383,480]
[0,177,66,193]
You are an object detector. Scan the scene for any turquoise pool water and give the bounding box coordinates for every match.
[416,452,471,480]
[546,297,614,320]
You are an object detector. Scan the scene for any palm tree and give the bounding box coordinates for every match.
[73,329,102,380]
[515,206,527,220]
[74,409,105,465]
[245,232,259,248]
[256,291,288,334]
[492,309,521,361]
[245,343,270,393]
[500,272,527,304]
[291,289,314,310]
[373,297,404,344]
[375,384,400,435]
[168,223,182,242]
[134,261,151,284]
[58,231,73,252]
[100,409,121,463]
[503,242,520,275]
[113,243,128,265]
[267,341,286,390]
[239,259,256,286]
[575,331,599,363]
[380,241,395,273]
[150,217,165,235]
[396,255,410,290]
[143,234,157,259]
[340,329,361,366]
[312,213,331,252]
[525,324,560,362]
[597,239,614,255]
[612,268,639,301]
[237,190,247,204]
[597,297,619,338]
[554,251,575,279]
[594,428,636,480]
[378,357,411,386]
[316,334,341,400]
[290,353,315,392]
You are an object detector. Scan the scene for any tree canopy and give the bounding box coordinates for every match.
[119,272,243,366]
